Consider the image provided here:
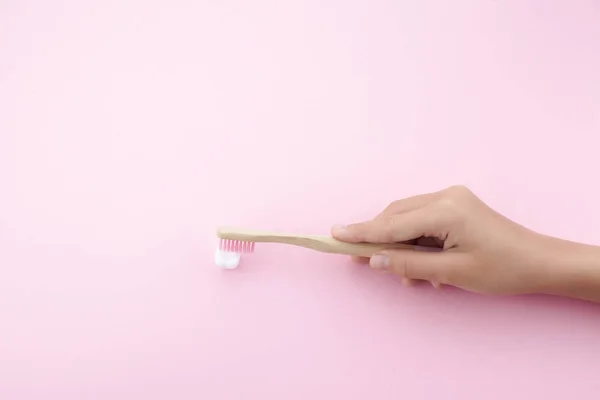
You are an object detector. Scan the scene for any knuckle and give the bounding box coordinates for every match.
[444,185,472,199]
[380,215,399,241]
[383,200,400,212]
[383,214,397,227]
[401,257,410,279]
[437,185,473,213]
[389,254,410,278]
[432,197,457,217]
[389,199,405,209]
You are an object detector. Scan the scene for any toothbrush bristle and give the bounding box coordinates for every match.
[218,239,255,253]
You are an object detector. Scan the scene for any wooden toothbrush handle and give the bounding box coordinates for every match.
[216,227,414,258]
[275,235,413,257]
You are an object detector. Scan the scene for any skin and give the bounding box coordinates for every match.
[331,185,600,303]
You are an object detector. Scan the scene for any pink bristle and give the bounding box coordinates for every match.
[219,238,255,253]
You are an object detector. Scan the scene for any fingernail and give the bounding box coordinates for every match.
[370,254,390,270]
[332,224,346,231]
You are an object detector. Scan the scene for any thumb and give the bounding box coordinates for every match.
[370,249,466,284]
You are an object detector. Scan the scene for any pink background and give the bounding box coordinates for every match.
[1,1,600,399]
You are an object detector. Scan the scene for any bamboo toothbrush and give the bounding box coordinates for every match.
[214,226,415,269]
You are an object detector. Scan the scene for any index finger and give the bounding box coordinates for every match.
[332,206,440,244]
[375,192,439,218]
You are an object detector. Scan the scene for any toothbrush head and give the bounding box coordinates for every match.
[219,239,256,253]
[214,239,255,269]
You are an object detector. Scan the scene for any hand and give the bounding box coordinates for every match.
[331,186,600,300]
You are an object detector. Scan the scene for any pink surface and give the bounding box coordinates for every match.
[1,1,600,398]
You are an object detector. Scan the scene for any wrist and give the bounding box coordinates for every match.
[538,236,600,302]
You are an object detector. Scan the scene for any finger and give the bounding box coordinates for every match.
[368,262,417,286]
[376,192,440,218]
[332,192,441,243]
[369,250,467,284]
[333,206,441,243]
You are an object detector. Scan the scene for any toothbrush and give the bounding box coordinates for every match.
[214,226,415,269]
